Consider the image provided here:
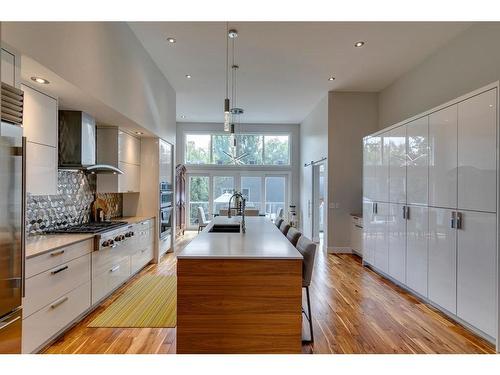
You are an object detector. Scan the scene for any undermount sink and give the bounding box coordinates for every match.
[209,224,241,233]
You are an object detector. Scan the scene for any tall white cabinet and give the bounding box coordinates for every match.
[363,84,498,345]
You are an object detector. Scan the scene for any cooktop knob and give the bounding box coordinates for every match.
[114,236,121,242]
[102,240,109,247]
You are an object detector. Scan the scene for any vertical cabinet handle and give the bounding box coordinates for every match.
[450,211,456,229]
[456,212,463,230]
[405,206,410,220]
[402,205,406,219]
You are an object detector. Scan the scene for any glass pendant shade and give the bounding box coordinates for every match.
[224,98,230,131]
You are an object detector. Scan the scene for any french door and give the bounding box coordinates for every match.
[186,171,289,229]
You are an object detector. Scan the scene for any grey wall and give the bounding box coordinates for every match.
[1,22,176,143]
[379,23,500,129]
[299,95,328,239]
[328,92,379,250]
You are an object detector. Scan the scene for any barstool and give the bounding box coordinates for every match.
[286,227,301,247]
[279,220,290,235]
[295,235,317,343]
[275,218,284,229]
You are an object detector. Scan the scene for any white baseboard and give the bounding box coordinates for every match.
[327,246,352,254]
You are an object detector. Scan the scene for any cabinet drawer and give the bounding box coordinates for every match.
[26,239,93,278]
[22,281,91,353]
[92,256,130,305]
[92,242,132,277]
[24,253,91,318]
[131,246,153,275]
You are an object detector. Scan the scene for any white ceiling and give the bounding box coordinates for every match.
[129,22,471,124]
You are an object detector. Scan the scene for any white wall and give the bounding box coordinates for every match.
[328,92,379,251]
[379,23,500,129]
[1,22,176,143]
[299,95,328,239]
[177,122,300,214]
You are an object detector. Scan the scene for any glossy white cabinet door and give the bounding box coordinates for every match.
[118,131,141,165]
[457,211,497,338]
[374,202,389,273]
[457,89,497,213]
[1,49,15,86]
[363,137,376,202]
[388,203,406,283]
[21,84,58,148]
[26,142,58,195]
[407,116,429,206]
[428,207,457,314]
[362,201,375,265]
[118,162,140,193]
[429,105,457,209]
[406,205,429,297]
[388,126,407,204]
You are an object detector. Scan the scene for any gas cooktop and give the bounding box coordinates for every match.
[49,221,128,234]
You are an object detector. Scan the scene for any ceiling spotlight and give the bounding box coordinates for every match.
[166,37,176,43]
[185,74,192,79]
[31,76,50,84]
[328,76,335,81]
[135,131,143,135]
[354,41,365,47]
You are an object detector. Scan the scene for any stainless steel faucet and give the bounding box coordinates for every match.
[227,192,246,233]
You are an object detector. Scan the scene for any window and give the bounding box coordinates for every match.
[265,176,286,218]
[213,176,234,215]
[188,175,209,226]
[184,133,290,166]
[185,134,211,164]
[264,135,289,165]
[241,176,262,212]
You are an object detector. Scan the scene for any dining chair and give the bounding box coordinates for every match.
[275,218,284,228]
[276,207,284,219]
[295,235,317,343]
[197,206,211,233]
[279,220,290,235]
[286,227,301,247]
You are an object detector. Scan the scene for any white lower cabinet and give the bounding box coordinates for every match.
[362,202,375,265]
[405,206,429,297]
[92,254,131,305]
[457,211,497,338]
[388,203,407,284]
[428,207,457,314]
[373,202,389,273]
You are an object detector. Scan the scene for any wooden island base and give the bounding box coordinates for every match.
[177,258,303,354]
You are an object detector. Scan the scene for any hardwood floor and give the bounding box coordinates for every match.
[44,231,495,354]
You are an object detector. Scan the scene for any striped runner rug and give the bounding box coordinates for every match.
[88,275,177,328]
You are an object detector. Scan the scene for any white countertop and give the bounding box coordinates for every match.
[177,216,303,260]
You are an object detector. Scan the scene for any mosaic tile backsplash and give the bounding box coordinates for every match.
[27,170,122,235]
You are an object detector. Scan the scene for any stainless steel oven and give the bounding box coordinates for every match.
[160,189,173,208]
[159,205,173,239]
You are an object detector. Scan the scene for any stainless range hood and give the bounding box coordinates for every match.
[58,111,123,174]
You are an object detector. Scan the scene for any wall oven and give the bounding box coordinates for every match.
[159,205,173,239]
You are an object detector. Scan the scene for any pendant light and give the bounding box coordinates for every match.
[223,24,231,132]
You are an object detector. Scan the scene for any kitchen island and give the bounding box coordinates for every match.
[176,216,303,353]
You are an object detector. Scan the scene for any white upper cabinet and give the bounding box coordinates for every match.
[388,203,406,283]
[457,89,497,213]
[365,135,389,203]
[373,202,389,273]
[457,211,497,338]
[363,137,376,201]
[406,205,429,297]
[406,116,429,206]
[119,131,141,165]
[388,126,407,204]
[428,207,457,314]
[21,84,58,147]
[26,142,58,195]
[429,105,457,209]
[1,49,16,86]
[362,201,375,265]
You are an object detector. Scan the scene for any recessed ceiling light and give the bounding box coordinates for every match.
[185,74,192,79]
[328,76,335,81]
[135,131,143,135]
[31,76,50,84]
[354,41,365,47]
[166,37,176,43]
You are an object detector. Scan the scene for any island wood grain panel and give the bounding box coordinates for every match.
[43,232,494,354]
[177,258,302,354]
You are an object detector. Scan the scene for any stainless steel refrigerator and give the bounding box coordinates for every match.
[0,111,25,353]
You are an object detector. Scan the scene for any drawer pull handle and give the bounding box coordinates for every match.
[50,296,69,309]
[0,315,20,329]
[354,224,363,229]
[51,265,69,275]
[50,250,65,257]
[110,265,120,273]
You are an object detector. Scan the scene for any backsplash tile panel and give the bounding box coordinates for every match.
[27,170,122,235]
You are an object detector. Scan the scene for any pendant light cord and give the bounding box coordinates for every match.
[225,23,229,99]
